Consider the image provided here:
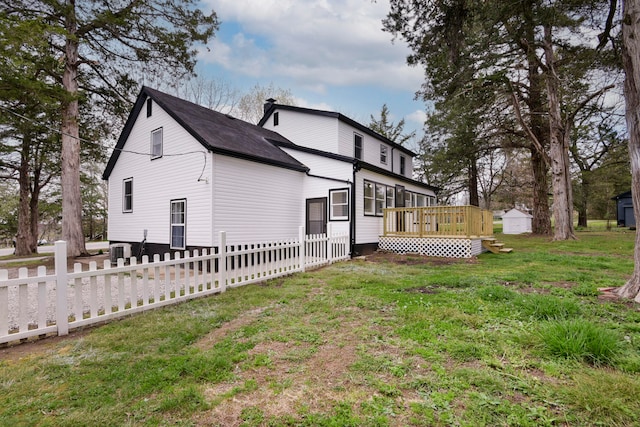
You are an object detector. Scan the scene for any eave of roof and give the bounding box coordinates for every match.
[259,104,418,157]
[273,139,439,194]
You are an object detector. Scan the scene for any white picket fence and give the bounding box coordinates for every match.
[0,226,349,345]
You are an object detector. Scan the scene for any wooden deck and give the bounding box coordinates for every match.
[383,206,494,238]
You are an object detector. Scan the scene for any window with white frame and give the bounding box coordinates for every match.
[123,178,133,213]
[170,199,186,249]
[386,186,395,208]
[151,128,163,159]
[380,145,388,164]
[416,194,427,207]
[354,133,363,160]
[375,183,386,216]
[364,181,376,215]
[404,190,412,207]
[329,188,349,220]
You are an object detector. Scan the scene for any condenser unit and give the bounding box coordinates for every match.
[109,243,131,264]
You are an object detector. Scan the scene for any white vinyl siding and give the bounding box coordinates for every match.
[262,109,339,153]
[107,103,213,247]
[212,156,304,246]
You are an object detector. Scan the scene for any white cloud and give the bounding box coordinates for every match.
[200,0,422,91]
[407,109,427,126]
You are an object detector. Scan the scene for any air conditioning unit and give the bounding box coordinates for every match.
[109,243,131,264]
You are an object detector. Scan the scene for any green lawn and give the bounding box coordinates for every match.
[1,231,640,426]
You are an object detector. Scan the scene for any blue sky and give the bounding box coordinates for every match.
[197,0,427,150]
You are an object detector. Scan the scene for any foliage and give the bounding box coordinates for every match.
[368,104,416,145]
[236,82,296,124]
[0,0,219,256]
[383,0,621,236]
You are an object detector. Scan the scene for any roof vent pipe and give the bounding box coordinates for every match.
[264,98,276,114]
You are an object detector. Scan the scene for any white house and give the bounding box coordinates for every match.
[102,87,437,258]
[501,208,533,234]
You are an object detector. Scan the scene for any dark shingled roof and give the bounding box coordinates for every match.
[103,87,308,180]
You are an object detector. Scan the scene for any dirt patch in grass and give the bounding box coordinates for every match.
[192,278,419,426]
[364,251,477,266]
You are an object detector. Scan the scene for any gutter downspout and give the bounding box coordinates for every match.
[351,161,360,256]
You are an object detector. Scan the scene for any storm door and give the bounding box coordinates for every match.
[306,198,327,235]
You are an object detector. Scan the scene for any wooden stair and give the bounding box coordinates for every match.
[482,238,513,254]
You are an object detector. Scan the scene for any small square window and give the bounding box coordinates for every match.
[151,128,163,159]
[123,178,133,213]
[380,145,388,164]
[329,189,349,221]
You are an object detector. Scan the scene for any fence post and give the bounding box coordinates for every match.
[54,241,69,336]
[219,231,227,292]
[299,226,306,272]
[326,223,333,264]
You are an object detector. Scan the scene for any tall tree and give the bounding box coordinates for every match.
[369,104,416,145]
[615,0,640,300]
[237,83,296,124]
[2,1,219,256]
[384,0,618,238]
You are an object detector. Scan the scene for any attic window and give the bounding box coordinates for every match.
[146,98,152,117]
[273,112,279,126]
[151,128,163,159]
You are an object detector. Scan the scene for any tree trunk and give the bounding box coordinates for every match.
[29,175,41,252]
[61,0,87,257]
[616,0,640,300]
[577,173,589,228]
[530,148,552,235]
[544,25,576,241]
[522,10,552,236]
[468,159,479,207]
[16,135,34,256]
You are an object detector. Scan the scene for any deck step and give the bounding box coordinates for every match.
[482,239,513,254]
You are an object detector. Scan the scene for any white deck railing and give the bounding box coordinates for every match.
[0,226,349,345]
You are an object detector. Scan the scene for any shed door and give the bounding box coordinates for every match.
[625,207,636,227]
[306,198,327,235]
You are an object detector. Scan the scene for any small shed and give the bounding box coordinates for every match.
[612,190,635,228]
[501,208,533,234]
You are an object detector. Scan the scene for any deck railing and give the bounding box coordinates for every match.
[383,206,494,238]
